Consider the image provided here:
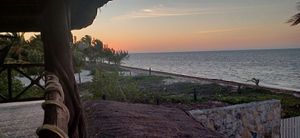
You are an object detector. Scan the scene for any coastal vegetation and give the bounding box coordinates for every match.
[1,33,128,66]
[82,65,300,118]
[0,33,128,101]
[0,33,43,64]
[73,35,129,65]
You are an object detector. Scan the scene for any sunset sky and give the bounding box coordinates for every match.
[72,0,300,53]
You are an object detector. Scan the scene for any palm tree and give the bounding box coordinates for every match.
[81,35,99,63]
[72,47,85,84]
[93,39,104,63]
[3,32,28,63]
[81,35,92,47]
[26,34,44,63]
[0,33,16,64]
[288,2,300,26]
[93,39,103,50]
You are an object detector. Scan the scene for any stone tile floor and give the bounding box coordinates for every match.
[0,101,44,138]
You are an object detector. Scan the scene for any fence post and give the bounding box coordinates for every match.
[193,88,197,101]
[149,68,151,76]
[237,84,241,94]
[156,97,160,105]
[102,94,106,100]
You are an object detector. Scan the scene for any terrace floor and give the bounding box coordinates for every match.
[84,100,223,138]
[0,100,223,138]
[0,101,43,138]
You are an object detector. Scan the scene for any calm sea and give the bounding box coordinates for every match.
[123,49,300,92]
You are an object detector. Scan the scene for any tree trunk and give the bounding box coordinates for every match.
[41,0,87,137]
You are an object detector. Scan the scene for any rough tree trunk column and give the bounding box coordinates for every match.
[41,0,87,137]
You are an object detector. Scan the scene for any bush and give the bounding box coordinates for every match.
[89,69,122,100]
[88,69,143,102]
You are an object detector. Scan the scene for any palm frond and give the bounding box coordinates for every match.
[287,13,300,26]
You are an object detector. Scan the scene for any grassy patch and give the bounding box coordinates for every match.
[166,83,229,96]
[124,75,170,92]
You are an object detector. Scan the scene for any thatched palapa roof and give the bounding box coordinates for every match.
[0,0,111,32]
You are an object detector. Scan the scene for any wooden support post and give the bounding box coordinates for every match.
[41,0,86,137]
[37,73,69,138]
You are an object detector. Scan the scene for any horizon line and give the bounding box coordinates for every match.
[129,47,300,54]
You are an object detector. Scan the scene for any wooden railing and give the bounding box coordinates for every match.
[0,63,45,102]
[36,73,69,138]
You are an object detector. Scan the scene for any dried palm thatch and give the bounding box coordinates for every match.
[288,13,300,26]
[288,2,300,26]
[71,0,112,29]
[0,0,112,32]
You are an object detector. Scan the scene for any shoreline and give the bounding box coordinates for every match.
[120,65,300,97]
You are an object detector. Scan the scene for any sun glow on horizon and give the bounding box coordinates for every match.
[29,0,300,53]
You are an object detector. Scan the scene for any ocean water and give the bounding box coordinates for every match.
[123,49,300,92]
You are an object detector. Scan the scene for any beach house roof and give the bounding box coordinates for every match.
[0,0,111,32]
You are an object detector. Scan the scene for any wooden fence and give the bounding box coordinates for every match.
[281,116,300,138]
[0,64,45,102]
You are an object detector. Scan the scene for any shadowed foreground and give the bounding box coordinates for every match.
[84,100,223,138]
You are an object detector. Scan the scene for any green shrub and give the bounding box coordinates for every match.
[89,69,143,102]
[89,69,122,100]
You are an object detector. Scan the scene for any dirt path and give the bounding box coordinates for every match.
[84,100,223,138]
